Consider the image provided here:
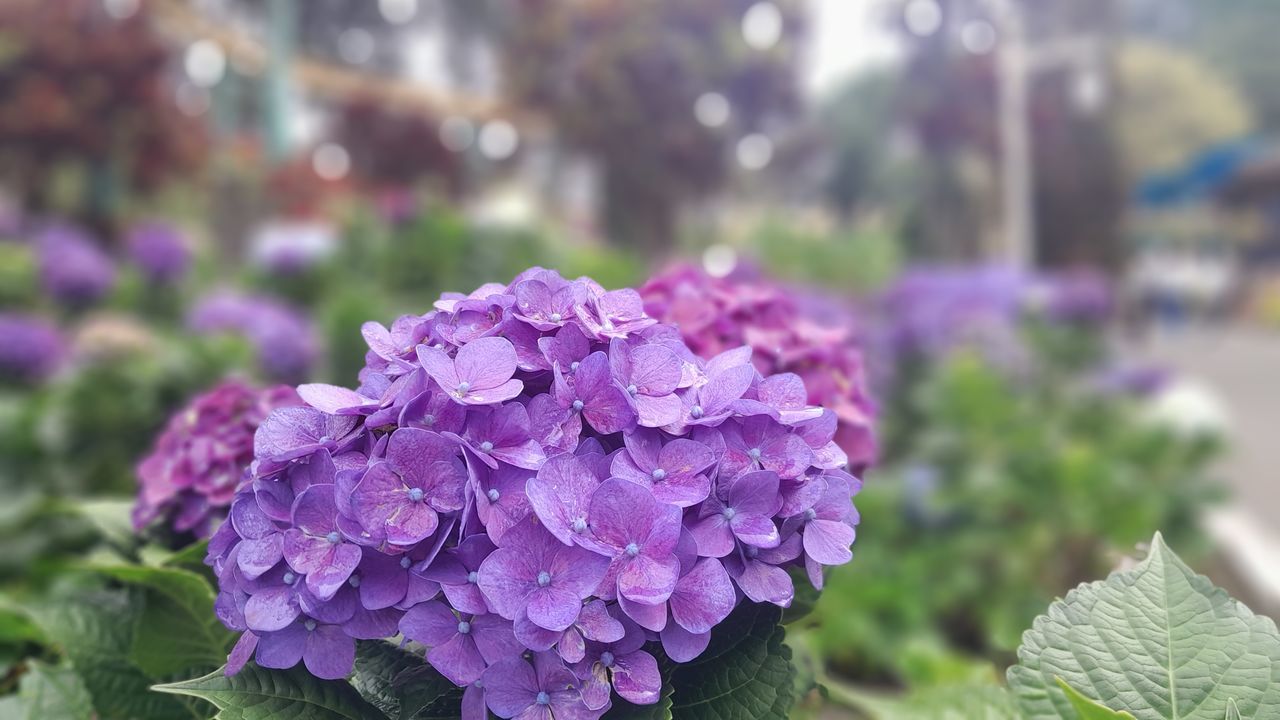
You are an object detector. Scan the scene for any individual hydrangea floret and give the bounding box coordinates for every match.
[134,380,301,537]
[188,290,319,382]
[126,220,192,285]
[207,268,862,718]
[640,263,878,472]
[0,312,65,384]
[36,224,117,306]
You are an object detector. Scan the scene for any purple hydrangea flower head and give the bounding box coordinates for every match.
[126,220,191,284]
[641,263,878,471]
[133,380,301,537]
[36,223,116,306]
[189,291,319,382]
[0,312,65,384]
[206,267,864,710]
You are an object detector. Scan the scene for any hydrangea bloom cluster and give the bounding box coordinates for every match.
[640,263,877,471]
[127,220,192,285]
[134,380,301,538]
[36,224,117,306]
[189,291,319,382]
[207,268,861,717]
[0,312,65,383]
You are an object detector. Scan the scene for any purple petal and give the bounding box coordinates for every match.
[255,622,305,670]
[303,624,355,679]
[612,650,661,706]
[660,623,711,663]
[399,600,459,646]
[527,454,600,546]
[687,514,735,558]
[482,658,539,716]
[803,519,855,565]
[244,586,300,632]
[429,633,487,686]
[669,558,735,634]
[576,599,625,643]
[618,554,680,605]
[296,384,375,415]
[455,336,518,390]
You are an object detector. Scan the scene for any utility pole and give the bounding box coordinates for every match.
[263,0,296,164]
[988,0,1034,268]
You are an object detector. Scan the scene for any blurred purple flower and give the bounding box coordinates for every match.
[133,380,301,537]
[36,224,116,306]
[189,291,319,382]
[126,220,191,284]
[0,312,65,383]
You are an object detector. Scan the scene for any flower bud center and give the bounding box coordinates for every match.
[537,570,552,587]
[467,571,479,584]
[550,312,563,322]
[326,531,341,544]
[748,447,762,460]
[625,542,640,557]
[722,507,737,521]
[570,361,580,372]
[304,619,317,632]
[651,468,667,481]
[572,517,587,533]
[423,414,435,425]
[283,572,296,585]
[457,621,471,635]
[456,381,470,394]
[804,508,818,521]
[746,545,760,558]
[600,651,615,667]
[348,575,361,587]
[401,556,412,569]
[571,399,584,412]
[487,488,500,502]
[691,405,704,419]
[536,691,550,706]
[408,487,425,502]
[627,384,638,396]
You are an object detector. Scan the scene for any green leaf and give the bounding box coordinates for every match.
[824,680,1019,720]
[153,663,390,720]
[1056,678,1136,719]
[351,640,455,719]
[92,564,231,677]
[74,498,136,548]
[0,660,95,720]
[1008,532,1280,720]
[665,601,796,720]
[26,588,200,720]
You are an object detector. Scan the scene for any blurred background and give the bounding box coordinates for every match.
[1,0,1278,716]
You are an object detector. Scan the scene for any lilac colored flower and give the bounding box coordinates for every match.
[399,601,522,686]
[576,617,662,708]
[609,429,713,507]
[350,428,466,547]
[0,312,65,384]
[189,291,318,382]
[419,336,524,405]
[477,519,609,632]
[36,224,116,306]
[688,470,784,557]
[584,479,682,606]
[126,220,191,284]
[642,263,878,470]
[283,485,363,599]
[483,653,603,720]
[206,266,864,695]
[133,381,301,537]
[553,351,636,435]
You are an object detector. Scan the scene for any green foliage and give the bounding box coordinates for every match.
[1054,679,1136,720]
[349,640,454,720]
[1008,533,1280,720]
[154,663,388,720]
[826,680,1019,720]
[90,564,232,678]
[813,354,1220,685]
[664,602,795,720]
[0,659,95,720]
[741,219,901,294]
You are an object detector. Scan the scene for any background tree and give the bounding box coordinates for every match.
[502,0,804,255]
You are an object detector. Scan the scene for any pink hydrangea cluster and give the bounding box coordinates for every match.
[134,380,301,538]
[640,264,877,471]
[206,268,862,717]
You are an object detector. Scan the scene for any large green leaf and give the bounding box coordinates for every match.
[1056,678,1135,719]
[1008,533,1280,720]
[0,660,95,720]
[26,588,200,720]
[665,601,796,719]
[351,640,456,719]
[153,663,390,720]
[92,564,231,677]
